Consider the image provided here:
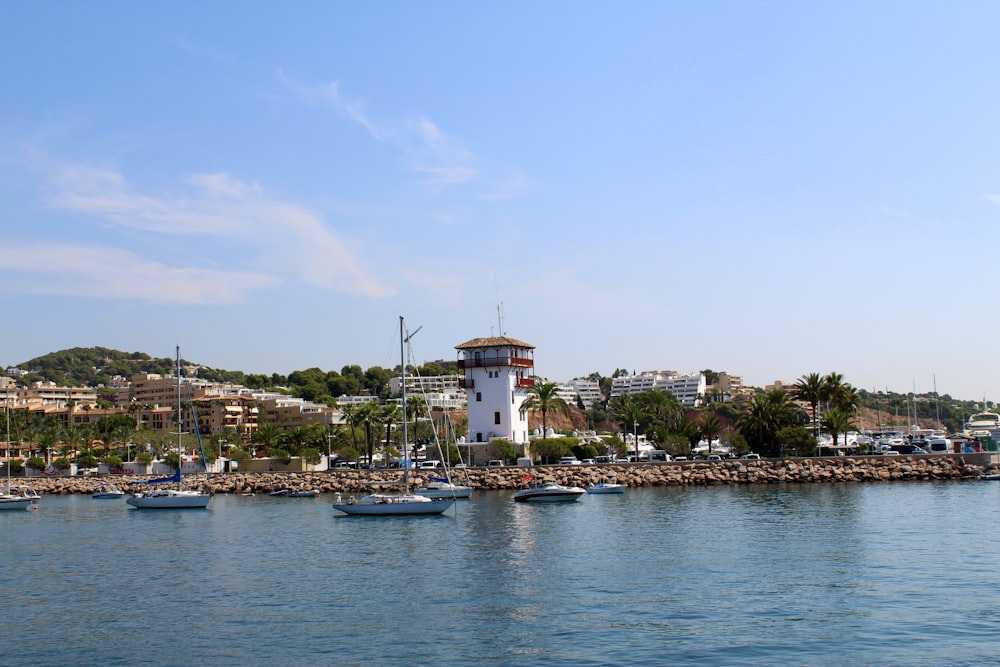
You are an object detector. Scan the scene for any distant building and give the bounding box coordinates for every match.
[610,371,706,407]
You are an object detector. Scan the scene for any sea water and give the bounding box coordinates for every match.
[3,481,1000,666]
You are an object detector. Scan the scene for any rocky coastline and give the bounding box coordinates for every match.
[19,454,996,496]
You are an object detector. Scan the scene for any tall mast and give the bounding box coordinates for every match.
[400,317,408,493]
[176,345,182,489]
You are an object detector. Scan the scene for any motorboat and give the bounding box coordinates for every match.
[586,482,627,494]
[92,486,126,499]
[416,476,473,499]
[513,481,586,503]
[0,484,39,510]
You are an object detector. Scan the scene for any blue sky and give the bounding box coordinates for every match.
[2,2,999,401]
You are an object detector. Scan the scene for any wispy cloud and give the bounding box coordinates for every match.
[277,70,479,185]
[0,244,278,304]
[22,157,394,303]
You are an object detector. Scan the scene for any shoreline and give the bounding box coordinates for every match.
[17,453,995,495]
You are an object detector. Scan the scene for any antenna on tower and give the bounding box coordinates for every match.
[497,301,505,336]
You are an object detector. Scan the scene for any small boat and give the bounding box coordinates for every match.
[587,482,627,494]
[513,481,586,503]
[271,488,319,498]
[92,486,126,499]
[331,317,454,517]
[416,476,473,499]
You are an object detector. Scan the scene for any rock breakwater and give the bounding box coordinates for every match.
[21,454,994,495]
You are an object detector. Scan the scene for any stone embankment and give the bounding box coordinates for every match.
[21,454,995,495]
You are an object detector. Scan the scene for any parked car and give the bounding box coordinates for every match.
[418,460,441,469]
[558,456,582,465]
[742,453,761,460]
[487,460,505,467]
[707,454,722,461]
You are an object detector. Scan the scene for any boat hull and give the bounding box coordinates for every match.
[587,484,626,494]
[92,491,125,499]
[333,494,455,515]
[126,490,211,509]
[513,489,586,503]
[0,497,34,510]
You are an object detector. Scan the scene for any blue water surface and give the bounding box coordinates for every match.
[3,481,999,666]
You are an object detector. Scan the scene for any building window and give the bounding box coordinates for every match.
[476,392,482,402]
[494,411,501,425]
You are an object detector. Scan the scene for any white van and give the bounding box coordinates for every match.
[418,460,441,469]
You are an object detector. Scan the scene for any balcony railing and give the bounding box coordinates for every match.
[457,356,534,369]
[459,378,475,390]
[516,378,535,389]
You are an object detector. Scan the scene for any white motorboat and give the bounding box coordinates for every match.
[332,317,454,517]
[416,476,473,499]
[513,481,586,503]
[92,486,126,499]
[127,346,211,510]
[586,482,627,494]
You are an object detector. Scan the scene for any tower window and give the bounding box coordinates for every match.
[476,392,482,402]
[494,411,501,425]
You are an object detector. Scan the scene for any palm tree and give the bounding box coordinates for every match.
[253,423,283,458]
[821,408,857,451]
[609,393,648,460]
[794,372,829,438]
[522,381,570,442]
[699,413,722,453]
[639,388,683,429]
[737,389,803,457]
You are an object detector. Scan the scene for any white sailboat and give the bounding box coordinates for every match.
[126,346,211,509]
[332,317,455,516]
[1,397,39,511]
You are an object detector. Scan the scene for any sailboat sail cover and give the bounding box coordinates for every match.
[128,469,181,485]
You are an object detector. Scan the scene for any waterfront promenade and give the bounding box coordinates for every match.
[19,453,994,496]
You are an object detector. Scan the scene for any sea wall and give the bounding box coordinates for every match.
[21,454,997,495]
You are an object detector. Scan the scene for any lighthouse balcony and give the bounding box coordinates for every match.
[457,356,534,370]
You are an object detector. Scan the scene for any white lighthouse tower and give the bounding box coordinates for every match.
[455,335,535,462]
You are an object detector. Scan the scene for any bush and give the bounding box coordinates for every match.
[26,456,46,470]
[53,457,72,470]
[77,453,100,468]
[267,447,292,465]
[105,455,124,469]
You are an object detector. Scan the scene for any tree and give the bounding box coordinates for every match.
[523,382,570,440]
[737,389,803,457]
[699,414,722,453]
[794,372,829,438]
[821,408,857,452]
[253,423,284,458]
[609,393,647,460]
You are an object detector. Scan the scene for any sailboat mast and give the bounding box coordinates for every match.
[400,317,408,493]
[176,345,182,490]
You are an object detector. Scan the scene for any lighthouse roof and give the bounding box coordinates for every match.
[455,336,534,350]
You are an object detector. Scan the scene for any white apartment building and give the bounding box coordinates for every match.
[388,374,462,396]
[610,370,706,407]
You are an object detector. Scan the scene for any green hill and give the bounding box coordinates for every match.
[10,347,198,387]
